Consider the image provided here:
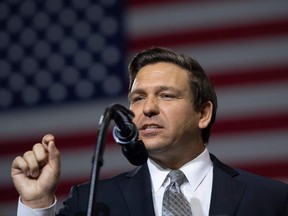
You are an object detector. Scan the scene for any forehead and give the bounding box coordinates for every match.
[131,62,190,89]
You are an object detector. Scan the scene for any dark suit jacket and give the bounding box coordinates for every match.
[58,154,288,216]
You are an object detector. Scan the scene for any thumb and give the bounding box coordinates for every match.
[46,138,61,177]
[48,141,60,163]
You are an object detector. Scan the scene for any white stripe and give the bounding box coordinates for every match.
[177,35,288,73]
[216,81,288,118]
[0,96,127,140]
[127,1,288,37]
[208,129,288,164]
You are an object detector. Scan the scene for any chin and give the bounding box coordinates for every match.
[144,141,168,154]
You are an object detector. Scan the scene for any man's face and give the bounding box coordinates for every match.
[129,62,203,160]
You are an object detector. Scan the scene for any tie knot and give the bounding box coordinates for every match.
[168,170,186,187]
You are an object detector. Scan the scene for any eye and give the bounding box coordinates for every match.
[160,93,175,100]
[130,95,145,104]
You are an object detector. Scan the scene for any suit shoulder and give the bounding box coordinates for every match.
[211,154,288,195]
[235,168,288,190]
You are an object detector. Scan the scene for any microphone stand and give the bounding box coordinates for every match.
[86,105,111,216]
[86,104,135,216]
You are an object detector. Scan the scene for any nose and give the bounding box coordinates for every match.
[143,96,160,117]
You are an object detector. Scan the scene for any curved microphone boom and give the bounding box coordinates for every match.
[112,105,148,166]
[87,104,148,216]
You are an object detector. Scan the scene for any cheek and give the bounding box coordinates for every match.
[170,107,199,128]
[130,106,141,124]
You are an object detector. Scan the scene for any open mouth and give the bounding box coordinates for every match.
[140,124,163,134]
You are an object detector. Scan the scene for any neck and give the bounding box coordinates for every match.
[149,144,206,170]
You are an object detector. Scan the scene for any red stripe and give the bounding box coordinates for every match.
[2,160,288,204]
[129,18,288,51]
[210,64,288,87]
[1,111,288,156]
[0,131,113,156]
[213,112,288,135]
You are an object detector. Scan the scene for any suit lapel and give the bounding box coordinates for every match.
[119,164,155,216]
[114,155,246,216]
[209,154,246,216]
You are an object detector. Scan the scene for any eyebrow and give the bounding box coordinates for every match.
[128,86,181,100]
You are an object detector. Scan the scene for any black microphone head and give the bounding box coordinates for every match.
[121,140,148,166]
[113,124,137,145]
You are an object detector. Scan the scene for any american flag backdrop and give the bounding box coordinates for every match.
[1,0,288,215]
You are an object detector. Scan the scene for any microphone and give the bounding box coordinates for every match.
[112,108,148,166]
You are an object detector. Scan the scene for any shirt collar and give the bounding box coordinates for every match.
[148,148,212,193]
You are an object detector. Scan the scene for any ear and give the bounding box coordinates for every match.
[198,101,213,129]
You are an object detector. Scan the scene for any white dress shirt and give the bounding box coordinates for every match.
[17,148,213,216]
[148,148,213,216]
[17,196,56,216]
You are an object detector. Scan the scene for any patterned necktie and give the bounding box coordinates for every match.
[162,170,192,216]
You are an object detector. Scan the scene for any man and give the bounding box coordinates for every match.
[12,47,288,215]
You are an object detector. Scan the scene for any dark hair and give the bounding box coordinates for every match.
[128,47,217,144]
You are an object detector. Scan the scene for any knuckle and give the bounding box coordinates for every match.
[33,143,43,151]
[23,150,33,159]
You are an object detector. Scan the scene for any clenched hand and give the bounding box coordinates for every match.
[11,134,61,208]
